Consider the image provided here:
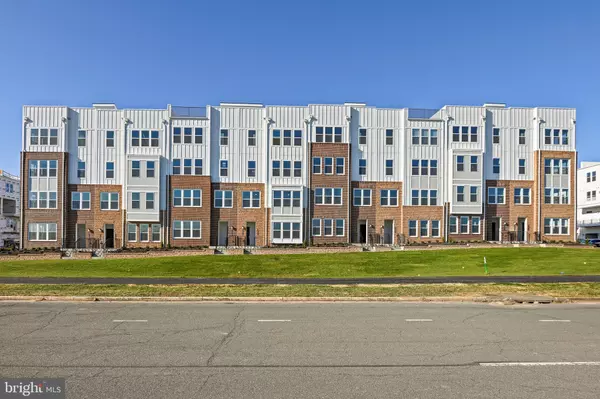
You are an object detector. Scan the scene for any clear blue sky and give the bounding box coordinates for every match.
[1,0,598,175]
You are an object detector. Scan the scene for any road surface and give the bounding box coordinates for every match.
[1,302,599,398]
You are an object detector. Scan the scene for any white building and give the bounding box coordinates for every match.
[577,161,600,239]
[0,170,20,247]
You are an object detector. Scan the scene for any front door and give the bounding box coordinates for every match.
[358,221,367,244]
[246,222,256,246]
[105,224,115,248]
[218,221,228,246]
[517,218,526,242]
[383,220,393,244]
[76,224,86,248]
[490,221,498,241]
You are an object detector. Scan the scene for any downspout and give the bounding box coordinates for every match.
[305,116,314,246]
[264,116,272,247]
[346,114,351,245]
[60,116,68,248]
[572,118,577,242]
[20,117,29,249]
[444,115,451,242]
[481,113,486,241]
[537,118,543,241]
[163,117,170,248]
[122,117,129,248]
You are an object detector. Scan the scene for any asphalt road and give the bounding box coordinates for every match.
[2,274,600,285]
[1,302,600,398]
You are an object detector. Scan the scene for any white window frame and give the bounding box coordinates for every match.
[449,216,458,234]
[335,157,345,175]
[173,220,202,239]
[353,189,372,207]
[219,160,228,177]
[380,189,398,207]
[71,192,91,210]
[487,187,505,205]
[242,191,261,208]
[544,218,569,235]
[312,157,321,174]
[420,220,429,237]
[431,220,440,237]
[127,223,137,242]
[28,223,58,241]
[359,128,367,145]
[214,190,233,208]
[173,189,202,207]
[323,219,334,236]
[335,219,344,237]
[514,188,531,205]
[460,216,470,234]
[408,220,417,237]
[312,218,321,236]
[100,192,119,210]
[359,159,367,176]
[472,217,481,235]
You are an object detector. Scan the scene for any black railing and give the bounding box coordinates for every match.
[64,238,121,249]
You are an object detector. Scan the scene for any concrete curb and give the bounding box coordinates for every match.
[0,295,594,303]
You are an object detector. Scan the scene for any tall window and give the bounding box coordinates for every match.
[248,161,256,177]
[385,129,393,145]
[493,128,500,144]
[294,161,302,177]
[334,127,342,143]
[184,128,193,144]
[272,160,281,177]
[183,159,192,175]
[283,130,292,146]
[312,219,321,236]
[273,129,281,145]
[150,130,159,147]
[452,126,460,142]
[385,160,393,176]
[472,217,481,234]
[146,193,154,209]
[430,129,438,145]
[195,159,203,175]
[456,156,464,172]
[449,216,458,234]
[131,160,140,177]
[336,158,345,175]
[493,158,500,174]
[470,126,478,142]
[409,220,417,237]
[421,129,429,145]
[412,160,419,176]
[214,190,233,208]
[420,220,429,237]
[421,160,428,176]
[456,186,465,202]
[242,191,260,208]
[470,186,478,202]
[359,128,367,145]
[106,131,114,147]
[127,224,137,242]
[146,161,155,178]
[77,161,86,178]
[106,162,114,179]
[195,127,203,144]
[220,129,228,145]
[431,221,440,237]
[412,129,419,145]
[519,129,526,145]
[78,130,86,146]
[470,156,478,172]
[283,160,291,177]
[359,159,367,176]
[220,160,228,177]
[294,130,302,146]
[172,159,181,175]
[430,160,438,176]
[131,130,140,146]
[173,127,181,143]
[460,216,469,233]
[518,159,526,175]
[100,192,119,210]
[488,187,505,204]
[312,157,321,174]
[324,157,333,174]
[131,193,140,209]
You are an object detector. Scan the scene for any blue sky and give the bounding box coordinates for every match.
[1,0,598,174]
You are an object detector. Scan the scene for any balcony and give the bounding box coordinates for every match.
[578,215,600,227]
[408,108,441,120]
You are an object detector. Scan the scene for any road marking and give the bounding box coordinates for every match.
[539,319,571,322]
[405,319,433,322]
[481,362,600,367]
[112,320,148,323]
[258,320,291,322]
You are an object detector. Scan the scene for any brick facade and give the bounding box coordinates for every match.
[403,206,445,243]
[310,143,350,244]
[351,181,403,244]
[210,183,267,246]
[21,152,68,249]
[169,175,211,247]
[485,180,535,242]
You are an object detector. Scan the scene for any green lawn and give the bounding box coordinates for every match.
[1,283,600,298]
[1,248,599,278]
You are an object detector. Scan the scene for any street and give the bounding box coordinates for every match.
[1,301,599,398]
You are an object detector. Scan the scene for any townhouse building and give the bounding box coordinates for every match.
[20,102,577,249]
[577,161,600,239]
[0,169,20,247]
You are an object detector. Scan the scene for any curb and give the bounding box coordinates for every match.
[0,295,593,303]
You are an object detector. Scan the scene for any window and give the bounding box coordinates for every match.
[562,159,569,175]
[173,127,181,144]
[336,158,345,175]
[359,159,367,176]
[488,187,505,204]
[220,129,228,145]
[195,159,203,175]
[146,161,155,178]
[544,187,569,204]
[283,130,292,146]
[151,224,161,242]
[273,129,281,145]
[470,186,478,202]
[553,129,560,145]
[131,192,140,209]
[31,192,56,209]
[412,160,419,176]
[493,158,500,174]
[420,190,428,206]
[70,192,90,210]
[248,161,256,178]
[470,127,478,142]
[312,157,321,174]
[452,126,460,142]
[385,159,393,176]
[106,131,114,147]
[131,130,140,146]
[214,190,233,208]
[470,156,478,172]
[419,220,428,237]
[462,126,469,142]
[456,156,464,172]
[430,190,437,206]
[78,130,86,146]
[141,130,150,146]
[545,159,569,175]
[315,188,342,205]
[449,216,458,234]
[272,190,301,209]
[430,160,438,176]
[28,223,57,241]
[323,219,333,236]
[106,162,114,179]
[100,192,119,210]
[380,189,398,206]
[324,157,333,175]
[283,161,291,177]
[172,159,181,175]
[273,160,281,177]
[431,221,440,237]
[472,217,481,234]
[173,221,202,239]
[421,129,429,145]
[421,160,428,176]
[385,129,393,145]
[183,127,192,143]
[544,218,569,235]
[561,129,568,145]
[242,191,260,208]
[359,128,367,145]
[77,161,86,178]
[460,216,469,233]
[353,189,372,206]
[457,186,465,202]
[334,127,342,143]
[312,219,321,236]
[29,160,38,177]
[173,189,202,207]
[493,128,500,144]
[30,128,39,145]
[518,159,526,175]
[292,191,301,207]
[430,129,438,145]
[146,193,155,209]
[151,130,159,147]
[587,172,591,182]
[544,129,551,145]
[514,188,531,205]
[593,171,597,182]
[294,161,302,177]
[183,158,192,175]
[294,130,302,146]
[412,129,419,145]
[139,224,149,242]
[409,220,417,237]
[335,219,344,236]
[519,129,526,145]
[42,128,55,145]
[127,224,137,242]
[220,160,228,177]
[410,190,419,206]
[195,128,203,144]
[130,160,140,177]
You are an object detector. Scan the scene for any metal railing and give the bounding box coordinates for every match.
[407,108,440,119]
[578,218,600,227]
[171,106,207,118]
[64,238,121,249]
